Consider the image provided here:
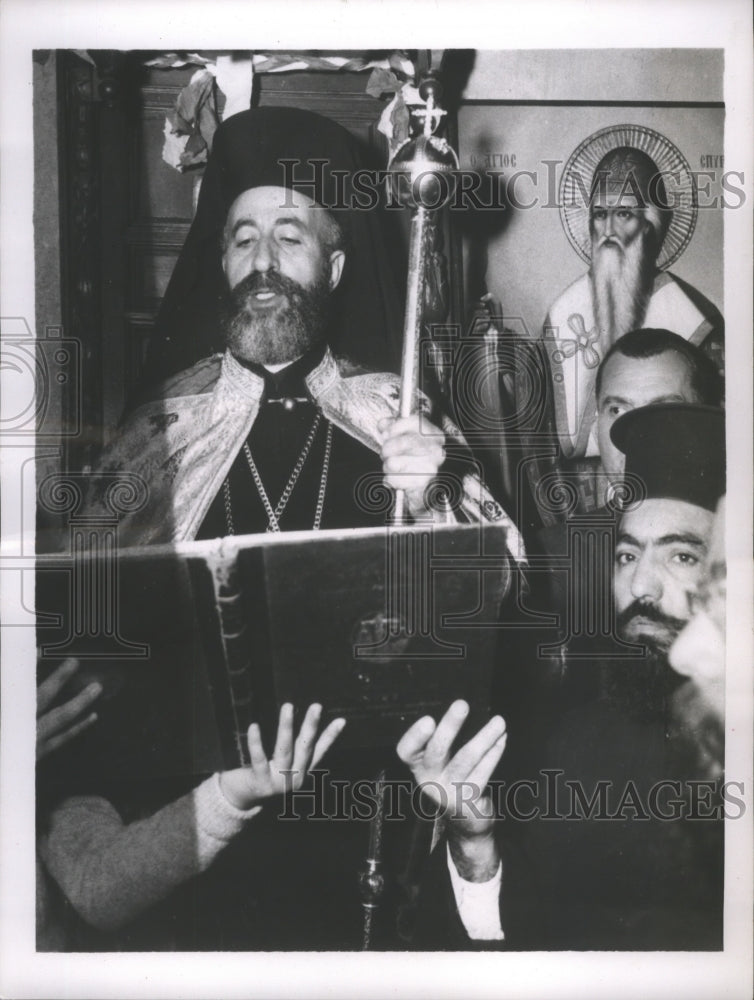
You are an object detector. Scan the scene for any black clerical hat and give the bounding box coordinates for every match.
[610,403,725,511]
[146,107,403,386]
[206,107,370,219]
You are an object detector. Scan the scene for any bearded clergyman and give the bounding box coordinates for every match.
[83,107,519,548]
[37,106,523,952]
[544,134,724,462]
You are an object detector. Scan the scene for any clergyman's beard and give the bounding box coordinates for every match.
[604,600,687,720]
[591,229,656,346]
[616,598,688,655]
[222,269,332,366]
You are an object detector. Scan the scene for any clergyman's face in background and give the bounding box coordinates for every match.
[614,498,713,654]
[596,350,698,478]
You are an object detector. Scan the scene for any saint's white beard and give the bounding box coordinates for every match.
[591,232,656,347]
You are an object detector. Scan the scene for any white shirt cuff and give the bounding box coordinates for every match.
[446,843,505,941]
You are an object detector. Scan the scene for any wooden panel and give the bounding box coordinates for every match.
[124,314,156,397]
[122,64,198,399]
[256,71,391,166]
[127,245,184,311]
[134,110,197,222]
[57,51,103,472]
[126,222,190,311]
[130,72,198,226]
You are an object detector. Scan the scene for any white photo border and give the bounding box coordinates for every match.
[1,1,752,997]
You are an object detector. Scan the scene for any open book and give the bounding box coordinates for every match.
[36,522,515,783]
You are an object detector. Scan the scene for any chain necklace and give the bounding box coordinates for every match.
[223,413,333,534]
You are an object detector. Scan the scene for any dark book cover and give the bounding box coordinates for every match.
[36,522,514,785]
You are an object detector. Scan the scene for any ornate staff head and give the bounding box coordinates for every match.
[387,74,459,213]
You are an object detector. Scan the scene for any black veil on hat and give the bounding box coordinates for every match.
[146,107,405,385]
[611,403,725,511]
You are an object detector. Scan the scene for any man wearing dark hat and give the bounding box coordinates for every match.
[544,130,724,462]
[398,403,725,949]
[85,107,518,548]
[610,403,724,659]
[547,403,726,948]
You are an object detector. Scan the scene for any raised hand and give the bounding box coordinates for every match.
[397,700,507,881]
[219,703,345,810]
[37,658,102,760]
[396,699,506,836]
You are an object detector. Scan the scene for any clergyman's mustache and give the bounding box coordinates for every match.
[617,599,687,636]
[230,269,306,304]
